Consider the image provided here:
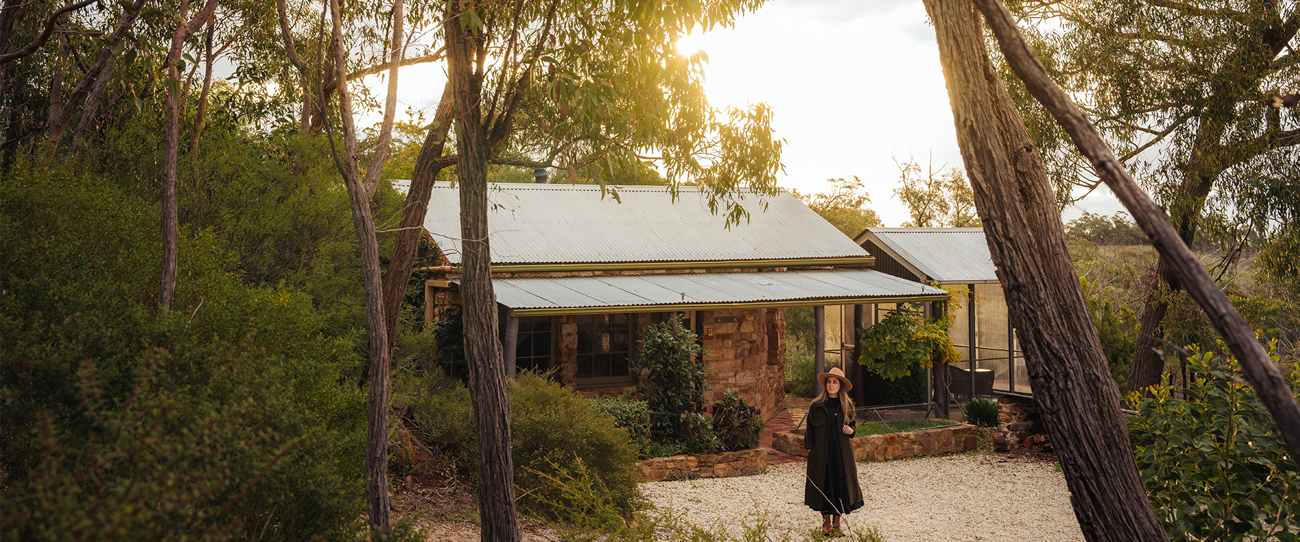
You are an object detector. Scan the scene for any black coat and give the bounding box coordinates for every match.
[802,399,864,514]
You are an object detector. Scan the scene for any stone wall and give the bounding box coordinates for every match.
[997,394,1043,448]
[638,448,767,482]
[698,308,786,420]
[771,424,978,461]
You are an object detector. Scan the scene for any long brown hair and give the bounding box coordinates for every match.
[811,376,855,424]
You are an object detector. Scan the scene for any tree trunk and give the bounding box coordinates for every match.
[445,5,521,541]
[158,0,221,311]
[1126,165,1218,393]
[190,18,215,151]
[922,1,1168,540]
[70,54,115,154]
[326,0,408,531]
[381,82,455,351]
[48,36,65,134]
[46,0,147,148]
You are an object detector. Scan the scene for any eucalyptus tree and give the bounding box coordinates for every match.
[998,0,1300,393]
[437,1,779,540]
[322,0,407,531]
[892,153,981,228]
[792,177,883,237]
[924,0,1168,537]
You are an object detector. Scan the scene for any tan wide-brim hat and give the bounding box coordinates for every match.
[817,367,853,392]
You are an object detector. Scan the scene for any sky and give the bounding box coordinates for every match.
[369,0,1127,227]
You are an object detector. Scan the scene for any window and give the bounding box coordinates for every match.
[516,316,552,374]
[576,313,633,386]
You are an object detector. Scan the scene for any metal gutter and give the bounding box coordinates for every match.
[507,294,951,317]
[449,256,876,274]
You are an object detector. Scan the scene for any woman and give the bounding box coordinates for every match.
[802,366,864,537]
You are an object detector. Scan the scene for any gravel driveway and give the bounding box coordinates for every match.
[641,454,1084,542]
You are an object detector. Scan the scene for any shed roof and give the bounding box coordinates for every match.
[854,228,999,284]
[464,269,949,316]
[422,182,870,266]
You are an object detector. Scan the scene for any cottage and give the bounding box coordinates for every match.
[419,182,948,420]
[855,227,1029,401]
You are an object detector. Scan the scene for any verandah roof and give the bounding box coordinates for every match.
[457,269,948,317]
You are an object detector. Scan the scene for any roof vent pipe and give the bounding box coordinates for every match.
[532,168,549,183]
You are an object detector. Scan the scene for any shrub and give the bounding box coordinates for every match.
[678,412,721,455]
[1127,345,1299,541]
[630,321,706,440]
[590,395,652,448]
[961,397,1000,428]
[785,350,816,398]
[410,382,477,475]
[1,168,372,541]
[511,372,641,519]
[411,372,643,520]
[711,390,765,451]
[857,306,960,380]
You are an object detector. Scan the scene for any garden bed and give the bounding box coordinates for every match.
[637,448,766,482]
[772,423,978,461]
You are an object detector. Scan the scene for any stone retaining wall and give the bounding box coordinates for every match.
[771,424,979,461]
[997,395,1043,448]
[638,448,766,482]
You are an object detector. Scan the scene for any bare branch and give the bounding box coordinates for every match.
[0,0,96,65]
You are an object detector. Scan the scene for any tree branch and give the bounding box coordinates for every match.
[320,51,445,94]
[1118,111,1194,162]
[1148,0,1246,21]
[975,0,1300,463]
[0,0,96,65]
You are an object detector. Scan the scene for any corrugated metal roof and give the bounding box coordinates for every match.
[466,269,948,314]
[858,228,999,283]
[422,182,868,265]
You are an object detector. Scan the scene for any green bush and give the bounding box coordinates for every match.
[857,306,960,380]
[590,395,652,448]
[678,412,722,454]
[630,321,707,441]
[711,390,765,451]
[785,350,816,398]
[1,167,372,541]
[1127,345,1299,541]
[961,398,1000,428]
[411,372,643,521]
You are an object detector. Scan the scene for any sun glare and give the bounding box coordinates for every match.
[675,34,706,57]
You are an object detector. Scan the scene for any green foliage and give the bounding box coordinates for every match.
[857,307,960,381]
[961,398,1000,428]
[1,167,372,540]
[519,456,641,533]
[710,390,765,451]
[410,372,642,520]
[678,412,722,455]
[0,358,300,541]
[511,372,641,519]
[430,306,469,381]
[1127,346,1300,541]
[892,154,980,228]
[409,383,477,474]
[590,395,652,449]
[784,350,817,398]
[792,177,883,238]
[1065,211,1147,246]
[630,321,707,441]
[1081,277,1139,390]
[784,306,815,355]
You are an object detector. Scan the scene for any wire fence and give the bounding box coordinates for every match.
[794,403,960,435]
